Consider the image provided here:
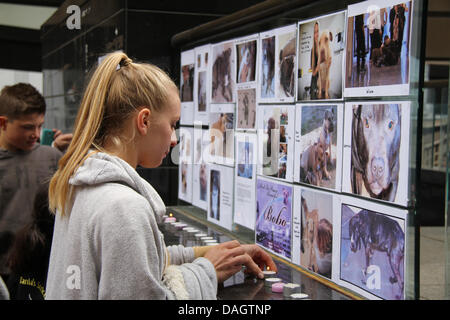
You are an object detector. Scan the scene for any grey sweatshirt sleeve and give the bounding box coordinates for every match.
[164,246,217,299]
[166,245,195,265]
[91,192,217,300]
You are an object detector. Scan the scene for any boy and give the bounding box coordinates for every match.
[0,83,71,279]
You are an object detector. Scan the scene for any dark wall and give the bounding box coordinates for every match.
[0,25,41,71]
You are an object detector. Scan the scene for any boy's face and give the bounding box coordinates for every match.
[0,112,45,152]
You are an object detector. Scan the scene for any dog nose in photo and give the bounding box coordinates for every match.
[371,157,385,178]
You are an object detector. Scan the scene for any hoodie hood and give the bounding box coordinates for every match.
[69,151,166,223]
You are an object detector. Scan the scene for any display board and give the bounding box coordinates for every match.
[177,0,423,300]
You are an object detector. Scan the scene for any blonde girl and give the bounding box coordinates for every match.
[46,52,275,299]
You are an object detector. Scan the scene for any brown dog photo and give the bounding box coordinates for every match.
[212,42,235,103]
[300,189,333,279]
[297,11,346,101]
[298,105,338,189]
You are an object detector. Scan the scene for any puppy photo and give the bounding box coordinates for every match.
[341,202,405,299]
[298,105,338,189]
[300,190,333,278]
[297,11,346,101]
[351,104,401,202]
[212,42,235,103]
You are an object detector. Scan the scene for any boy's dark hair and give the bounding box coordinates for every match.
[0,83,46,120]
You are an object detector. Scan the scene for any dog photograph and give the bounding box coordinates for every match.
[259,105,294,182]
[236,37,257,84]
[192,129,209,210]
[294,104,343,191]
[297,11,346,101]
[342,102,410,205]
[277,28,297,100]
[234,132,257,230]
[255,177,292,260]
[207,164,234,231]
[178,127,193,203]
[299,189,333,279]
[237,87,256,130]
[197,71,207,112]
[194,44,211,125]
[181,63,194,102]
[237,140,254,179]
[344,0,412,97]
[340,199,406,300]
[260,35,276,99]
[209,110,235,165]
[209,169,221,221]
[211,41,236,103]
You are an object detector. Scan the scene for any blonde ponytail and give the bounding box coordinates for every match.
[49,51,178,216]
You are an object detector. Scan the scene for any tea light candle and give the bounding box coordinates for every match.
[290,293,308,300]
[283,283,301,297]
[264,277,282,287]
[187,229,199,237]
[195,233,207,239]
[200,236,214,241]
[174,223,187,230]
[262,270,276,278]
[203,239,218,245]
[271,282,284,293]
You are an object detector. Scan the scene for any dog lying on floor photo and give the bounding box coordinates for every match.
[348,209,404,299]
[351,104,401,202]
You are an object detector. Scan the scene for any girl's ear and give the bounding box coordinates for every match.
[136,108,151,135]
[0,116,8,130]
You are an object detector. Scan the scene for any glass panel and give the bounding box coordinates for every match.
[446,68,450,299]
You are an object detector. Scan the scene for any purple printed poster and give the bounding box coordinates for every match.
[255,177,292,260]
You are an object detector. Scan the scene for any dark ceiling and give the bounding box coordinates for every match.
[0,0,64,7]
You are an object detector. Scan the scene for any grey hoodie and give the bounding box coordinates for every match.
[45,151,217,300]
